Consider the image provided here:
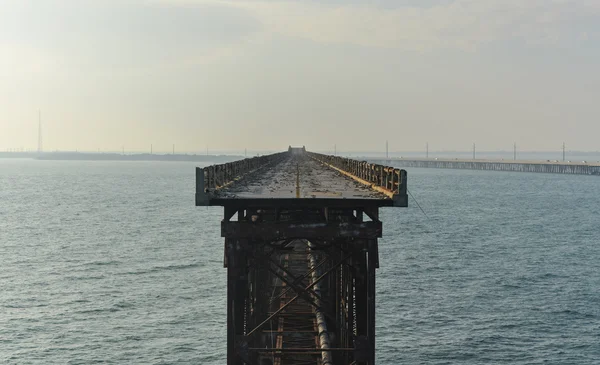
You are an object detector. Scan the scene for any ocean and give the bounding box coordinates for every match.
[1,158,599,364]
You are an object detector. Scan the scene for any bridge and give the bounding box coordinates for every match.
[195,147,408,365]
[367,157,600,176]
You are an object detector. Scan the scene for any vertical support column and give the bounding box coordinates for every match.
[226,239,248,365]
[346,251,354,365]
[367,239,377,365]
[195,167,208,206]
[399,170,407,196]
[333,242,342,352]
[326,241,338,337]
[383,168,388,191]
[353,241,369,365]
[212,167,217,189]
[336,239,354,365]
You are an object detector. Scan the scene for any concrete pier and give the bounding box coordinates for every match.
[367,158,600,176]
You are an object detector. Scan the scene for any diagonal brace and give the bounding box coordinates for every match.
[246,251,353,338]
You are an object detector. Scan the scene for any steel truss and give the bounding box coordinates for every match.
[222,203,381,365]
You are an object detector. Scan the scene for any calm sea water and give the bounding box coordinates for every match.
[1,159,599,364]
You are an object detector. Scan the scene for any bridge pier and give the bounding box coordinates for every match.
[220,204,382,365]
[197,148,407,364]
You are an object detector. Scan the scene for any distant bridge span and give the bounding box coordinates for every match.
[366,157,600,176]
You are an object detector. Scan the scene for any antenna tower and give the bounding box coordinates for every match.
[386,140,389,159]
[37,110,43,153]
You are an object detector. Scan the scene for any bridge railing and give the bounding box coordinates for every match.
[307,152,407,205]
[196,152,287,205]
[196,149,408,206]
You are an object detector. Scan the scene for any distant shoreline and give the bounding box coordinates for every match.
[0,152,243,163]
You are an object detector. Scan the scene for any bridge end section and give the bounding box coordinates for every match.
[195,148,409,365]
[307,152,408,207]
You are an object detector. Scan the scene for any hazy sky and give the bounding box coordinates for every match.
[1,0,599,152]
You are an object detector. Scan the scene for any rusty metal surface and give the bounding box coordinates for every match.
[220,205,380,365]
[307,152,407,203]
[245,239,366,365]
[271,244,321,365]
[196,148,400,364]
[221,221,382,240]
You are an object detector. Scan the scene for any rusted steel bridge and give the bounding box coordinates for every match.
[196,147,407,365]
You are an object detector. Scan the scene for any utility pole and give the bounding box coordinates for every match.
[38,110,42,153]
[37,110,42,154]
[386,140,389,160]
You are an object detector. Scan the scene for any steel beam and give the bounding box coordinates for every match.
[222,221,382,240]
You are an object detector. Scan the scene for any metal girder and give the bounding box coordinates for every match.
[213,198,394,209]
[222,221,382,240]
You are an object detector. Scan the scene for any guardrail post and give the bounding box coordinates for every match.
[196,167,209,205]
[399,170,407,195]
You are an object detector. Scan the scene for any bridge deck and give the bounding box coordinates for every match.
[196,149,408,207]
[217,154,384,200]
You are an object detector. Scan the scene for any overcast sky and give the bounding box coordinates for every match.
[1,0,599,153]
